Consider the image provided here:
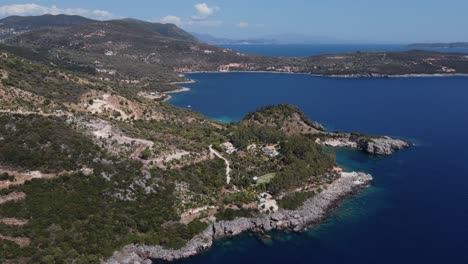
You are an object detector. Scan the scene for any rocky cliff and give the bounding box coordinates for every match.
[104,172,372,263]
[316,135,410,155]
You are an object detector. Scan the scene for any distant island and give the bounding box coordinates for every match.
[408,42,468,48]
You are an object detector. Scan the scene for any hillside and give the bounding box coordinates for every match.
[0,15,466,93]
[1,16,281,90]
[240,104,410,155]
[0,14,96,40]
[241,104,325,135]
[0,50,349,263]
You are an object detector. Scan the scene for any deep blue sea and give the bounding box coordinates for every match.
[165,45,468,264]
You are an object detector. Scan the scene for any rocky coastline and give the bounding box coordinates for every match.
[316,135,410,155]
[104,172,372,264]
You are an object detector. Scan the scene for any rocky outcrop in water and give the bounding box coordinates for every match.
[104,172,372,263]
[356,136,409,155]
[316,135,410,155]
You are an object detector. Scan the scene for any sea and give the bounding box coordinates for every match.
[164,44,468,264]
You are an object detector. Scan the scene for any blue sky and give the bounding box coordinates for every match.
[1,1,467,43]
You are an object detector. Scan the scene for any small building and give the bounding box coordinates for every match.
[262,145,279,157]
[253,176,259,182]
[246,144,257,151]
[221,142,237,154]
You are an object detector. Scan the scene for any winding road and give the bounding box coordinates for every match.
[209,145,231,184]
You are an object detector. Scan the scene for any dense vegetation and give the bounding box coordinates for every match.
[158,159,226,197]
[242,104,324,131]
[0,171,200,263]
[229,125,286,149]
[268,136,335,194]
[0,115,102,172]
[0,55,96,102]
[277,191,316,210]
[215,208,256,221]
[0,154,218,262]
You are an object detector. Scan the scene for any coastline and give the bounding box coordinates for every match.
[104,171,372,263]
[162,87,192,102]
[180,70,468,78]
[164,71,468,95]
[170,80,196,85]
[164,87,192,94]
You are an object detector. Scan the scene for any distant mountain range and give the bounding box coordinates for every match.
[1,14,467,84]
[191,32,344,45]
[0,14,196,42]
[190,32,279,45]
[408,42,468,48]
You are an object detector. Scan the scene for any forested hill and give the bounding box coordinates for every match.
[0,14,96,39]
[1,15,468,90]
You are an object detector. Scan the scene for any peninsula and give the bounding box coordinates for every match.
[0,14,413,263]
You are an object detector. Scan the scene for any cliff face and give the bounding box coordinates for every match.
[104,172,372,263]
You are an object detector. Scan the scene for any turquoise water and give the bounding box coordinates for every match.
[162,46,468,264]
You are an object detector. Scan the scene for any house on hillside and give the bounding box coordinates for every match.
[246,144,257,151]
[262,145,279,157]
[221,142,237,154]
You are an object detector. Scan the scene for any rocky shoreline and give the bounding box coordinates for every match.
[104,172,372,264]
[320,73,468,78]
[316,135,410,155]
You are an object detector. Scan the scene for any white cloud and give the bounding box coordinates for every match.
[156,3,222,28]
[0,4,113,20]
[159,15,182,26]
[192,3,219,20]
[237,22,249,28]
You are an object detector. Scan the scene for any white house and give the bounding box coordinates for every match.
[262,145,279,157]
[221,142,237,154]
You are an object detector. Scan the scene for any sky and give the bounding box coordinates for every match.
[0,1,467,43]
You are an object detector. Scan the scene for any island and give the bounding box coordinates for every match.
[0,15,413,263]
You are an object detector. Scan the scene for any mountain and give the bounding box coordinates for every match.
[191,32,279,45]
[263,33,344,44]
[1,16,267,88]
[0,14,96,39]
[408,42,468,48]
[1,14,468,88]
[191,32,344,45]
[114,18,197,42]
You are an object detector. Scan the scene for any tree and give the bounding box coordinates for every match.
[139,147,152,160]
